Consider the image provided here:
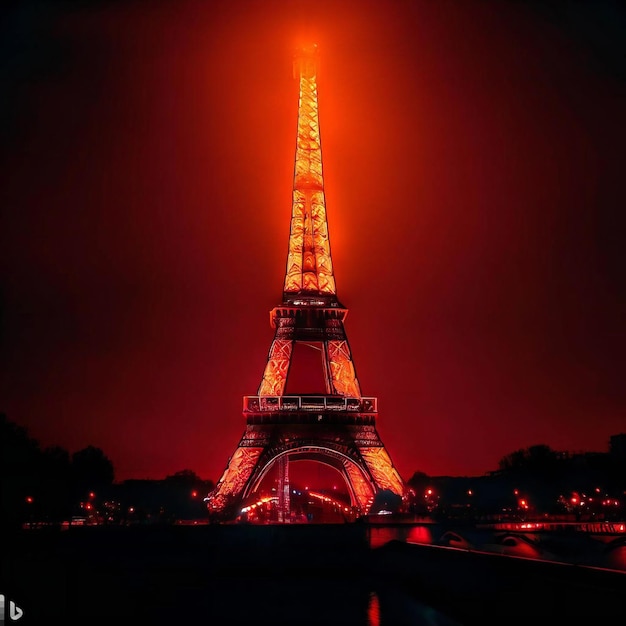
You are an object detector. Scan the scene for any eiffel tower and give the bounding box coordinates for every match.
[206,44,404,520]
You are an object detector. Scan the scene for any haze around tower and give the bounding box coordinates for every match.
[1,0,624,482]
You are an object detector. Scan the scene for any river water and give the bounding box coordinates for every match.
[4,522,625,624]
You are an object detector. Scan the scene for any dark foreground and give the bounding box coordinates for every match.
[2,523,625,625]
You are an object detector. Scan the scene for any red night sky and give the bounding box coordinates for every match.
[1,0,624,484]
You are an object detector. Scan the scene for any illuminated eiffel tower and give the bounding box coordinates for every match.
[206,44,404,520]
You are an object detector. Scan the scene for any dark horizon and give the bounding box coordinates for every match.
[4,412,624,488]
[1,0,624,483]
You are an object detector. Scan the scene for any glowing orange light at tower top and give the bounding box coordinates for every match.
[283,43,336,298]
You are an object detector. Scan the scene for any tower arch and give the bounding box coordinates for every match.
[243,445,377,510]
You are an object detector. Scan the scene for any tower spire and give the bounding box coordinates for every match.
[283,43,337,303]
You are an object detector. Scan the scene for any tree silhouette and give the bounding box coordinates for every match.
[165,469,201,483]
[40,445,72,521]
[1,413,42,527]
[498,444,559,472]
[71,445,114,497]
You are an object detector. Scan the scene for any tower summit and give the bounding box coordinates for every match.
[284,44,337,302]
[206,45,404,520]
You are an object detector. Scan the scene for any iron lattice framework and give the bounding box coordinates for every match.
[207,45,404,519]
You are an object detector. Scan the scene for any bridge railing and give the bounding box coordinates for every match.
[482,520,626,534]
[243,395,377,413]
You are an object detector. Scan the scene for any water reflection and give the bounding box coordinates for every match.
[407,524,433,545]
[367,592,380,626]
[368,523,434,548]
[369,525,403,548]
[605,544,626,570]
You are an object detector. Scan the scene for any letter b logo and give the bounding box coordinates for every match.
[10,600,24,621]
